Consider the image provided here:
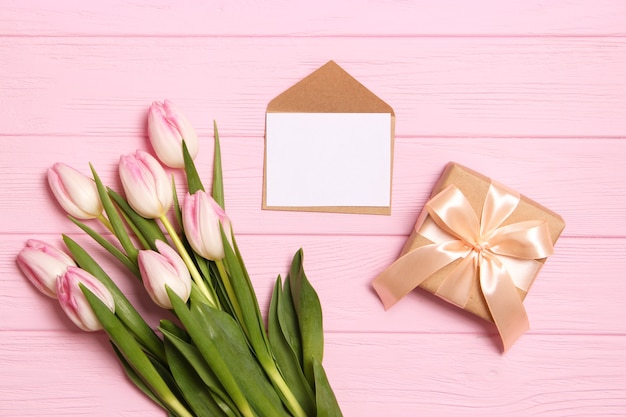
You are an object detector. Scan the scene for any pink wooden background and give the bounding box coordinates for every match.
[2,1,626,416]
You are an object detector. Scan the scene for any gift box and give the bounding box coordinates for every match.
[372,162,565,351]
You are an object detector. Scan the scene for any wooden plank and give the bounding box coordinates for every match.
[1,332,624,416]
[5,235,625,335]
[2,1,626,36]
[0,331,161,417]
[1,37,626,138]
[326,333,626,417]
[1,136,624,237]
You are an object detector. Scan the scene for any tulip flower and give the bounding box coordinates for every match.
[16,239,77,298]
[138,240,192,309]
[48,163,103,219]
[182,191,232,261]
[56,266,115,332]
[119,150,173,219]
[148,100,199,168]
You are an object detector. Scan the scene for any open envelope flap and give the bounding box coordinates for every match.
[264,60,395,215]
[267,60,395,114]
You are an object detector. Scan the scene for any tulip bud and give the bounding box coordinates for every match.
[148,100,199,168]
[56,266,115,332]
[16,239,77,298]
[138,240,192,309]
[47,163,103,219]
[182,191,232,261]
[119,150,173,219]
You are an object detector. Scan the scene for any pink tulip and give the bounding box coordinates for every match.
[56,266,115,332]
[47,163,103,219]
[16,239,77,298]
[119,150,173,219]
[148,100,199,168]
[182,191,232,261]
[138,240,192,309]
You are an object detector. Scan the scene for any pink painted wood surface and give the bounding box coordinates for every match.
[2,2,625,416]
[3,0,626,36]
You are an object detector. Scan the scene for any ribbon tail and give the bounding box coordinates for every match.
[372,241,463,310]
[480,256,530,352]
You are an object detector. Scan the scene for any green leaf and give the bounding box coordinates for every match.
[63,235,165,363]
[279,274,303,365]
[226,233,310,417]
[220,229,271,362]
[68,216,140,277]
[167,289,256,417]
[81,286,191,417]
[165,339,230,417]
[160,323,223,393]
[192,301,290,417]
[268,276,316,416]
[212,120,225,209]
[289,249,324,388]
[183,140,205,194]
[160,324,241,417]
[159,319,190,343]
[111,343,170,413]
[209,260,236,317]
[90,164,138,263]
[108,188,166,250]
[313,358,343,417]
[172,178,184,230]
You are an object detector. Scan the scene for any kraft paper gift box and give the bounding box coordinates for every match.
[372,162,566,351]
[263,60,395,215]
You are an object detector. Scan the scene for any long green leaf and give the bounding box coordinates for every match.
[160,324,242,417]
[268,276,316,416]
[63,235,165,362]
[228,233,309,417]
[116,205,151,250]
[111,343,169,413]
[172,178,184,230]
[90,164,138,262]
[160,322,224,394]
[182,140,205,194]
[165,339,230,417]
[159,319,190,342]
[279,274,303,365]
[212,121,225,209]
[81,286,191,417]
[68,216,139,277]
[313,358,343,417]
[191,301,290,417]
[149,353,190,412]
[289,249,324,388]
[108,188,166,250]
[208,260,235,317]
[220,229,272,363]
[167,288,256,417]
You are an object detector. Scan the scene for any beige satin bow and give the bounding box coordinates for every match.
[373,183,554,351]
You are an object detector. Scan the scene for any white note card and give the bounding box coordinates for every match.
[265,112,392,208]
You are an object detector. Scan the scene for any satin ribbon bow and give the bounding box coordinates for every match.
[373,183,554,351]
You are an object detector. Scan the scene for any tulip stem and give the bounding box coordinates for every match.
[215,259,246,334]
[165,396,194,417]
[266,366,308,417]
[159,215,218,309]
[97,214,115,234]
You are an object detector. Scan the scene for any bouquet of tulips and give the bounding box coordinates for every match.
[16,100,343,417]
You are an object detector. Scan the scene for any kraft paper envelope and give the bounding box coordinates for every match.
[263,60,395,214]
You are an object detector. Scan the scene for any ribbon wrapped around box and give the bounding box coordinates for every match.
[372,163,565,351]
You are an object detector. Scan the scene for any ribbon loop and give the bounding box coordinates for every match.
[373,182,554,351]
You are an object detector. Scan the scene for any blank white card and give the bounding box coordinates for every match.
[265,112,392,208]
